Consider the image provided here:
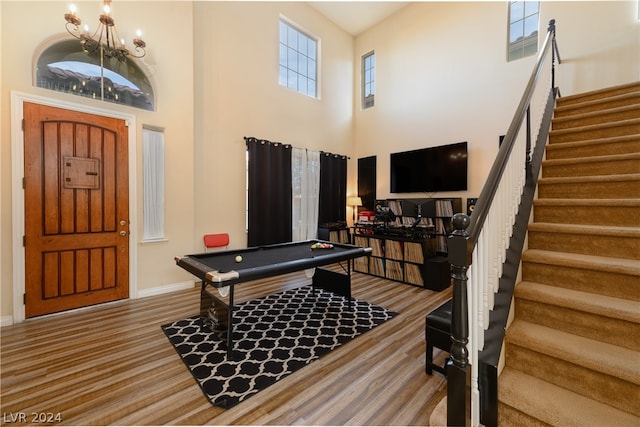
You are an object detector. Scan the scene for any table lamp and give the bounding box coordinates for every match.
[347,196,363,223]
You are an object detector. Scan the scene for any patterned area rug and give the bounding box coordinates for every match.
[161,285,397,409]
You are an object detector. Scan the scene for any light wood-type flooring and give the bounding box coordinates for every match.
[1,268,452,425]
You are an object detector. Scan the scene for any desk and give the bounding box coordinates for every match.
[175,239,371,357]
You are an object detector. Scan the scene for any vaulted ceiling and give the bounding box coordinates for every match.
[308,2,409,36]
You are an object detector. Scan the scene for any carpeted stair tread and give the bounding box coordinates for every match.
[545,134,640,158]
[498,367,640,427]
[527,222,640,260]
[556,82,639,105]
[556,82,639,102]
[557,80,640,100]
[532,198,640,225]
[554,102,640,119]
[527,223,640,260]
[515,281,640,324]
[522,249,640,276]
[549,118,640,137]
[542,152,640,167]
[546,133,639,148]
[528,221,640,238]
[505,320,640,385]
[552,104,640,130]
[539,172,640,185]
[533,198,640,208]
[538,173,640,199]
[548,119,640,144]
[554,91,640,116]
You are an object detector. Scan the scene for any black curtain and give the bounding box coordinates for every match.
[318,152,347,224]
[246,137,292,246]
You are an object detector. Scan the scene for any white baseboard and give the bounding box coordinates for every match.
[1,281,197,328]
[136,280,196,298]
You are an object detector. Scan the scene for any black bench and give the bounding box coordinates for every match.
[425,299,452,375]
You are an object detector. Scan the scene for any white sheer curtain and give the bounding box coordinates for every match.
[292,147,320,241]
[142,127,165,241]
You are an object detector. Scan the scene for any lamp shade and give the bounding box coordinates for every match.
[347,197,363,207]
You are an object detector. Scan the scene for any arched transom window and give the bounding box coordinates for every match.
[35,39,155,111]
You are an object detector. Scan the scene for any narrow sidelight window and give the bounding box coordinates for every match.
[142,126,165,241]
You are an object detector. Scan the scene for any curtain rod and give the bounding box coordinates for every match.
[244,136,349,159]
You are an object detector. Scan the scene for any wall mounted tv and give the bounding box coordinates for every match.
[390,141,468,193]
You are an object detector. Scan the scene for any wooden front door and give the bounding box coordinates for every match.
[23,102,130,318]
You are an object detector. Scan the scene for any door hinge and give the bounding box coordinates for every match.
[23,235,26,247]
[22,118,25,131]
[22,177,25,189]
[23,293,26,304]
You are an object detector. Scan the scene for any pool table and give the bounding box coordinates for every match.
[175,239,372,358]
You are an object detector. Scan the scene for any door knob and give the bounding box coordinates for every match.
[120,220,127,226]
[120,231,127,237]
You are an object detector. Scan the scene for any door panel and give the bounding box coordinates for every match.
[23,102,129,318]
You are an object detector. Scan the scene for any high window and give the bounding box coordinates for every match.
[35,39,155,111]
[279,18,318,98]
[508,1,540,61]
[362,51,375,109]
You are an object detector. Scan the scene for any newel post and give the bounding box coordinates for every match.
[447,213,471,426]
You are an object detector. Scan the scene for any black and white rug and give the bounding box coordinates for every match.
[161,285,396,409]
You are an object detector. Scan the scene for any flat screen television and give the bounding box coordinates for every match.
[390,141,468,193]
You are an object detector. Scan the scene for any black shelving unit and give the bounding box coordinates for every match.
[380,197,463,255]
[352,232,437,287]
[350,197,462,290]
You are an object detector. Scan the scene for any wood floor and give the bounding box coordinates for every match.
[1,269,452,426]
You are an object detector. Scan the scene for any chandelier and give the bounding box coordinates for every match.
[64,0,146,62]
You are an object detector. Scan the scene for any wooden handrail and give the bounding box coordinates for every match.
[465,19,558,253]
[446,19,561,427]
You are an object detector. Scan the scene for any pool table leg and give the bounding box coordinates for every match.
[347,260,352,309]
[226,285,235,359]
[311,264,353,310]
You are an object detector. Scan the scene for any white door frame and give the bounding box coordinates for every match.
[10,91,138,323]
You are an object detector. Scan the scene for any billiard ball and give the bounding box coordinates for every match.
[235,255,243,263]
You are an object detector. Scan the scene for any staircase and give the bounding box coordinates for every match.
[497,82,640,426]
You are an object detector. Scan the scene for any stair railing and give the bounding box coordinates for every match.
[446,19,561,427]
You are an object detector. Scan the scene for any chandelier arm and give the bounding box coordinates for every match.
[92,25,105,45]
[129,43,146,59]
[64,12,82,39]
[65,23,82,40]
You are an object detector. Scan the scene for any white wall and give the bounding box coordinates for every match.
[541,1,640,93]
[192,2,355,248]
[352,1,639,203]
